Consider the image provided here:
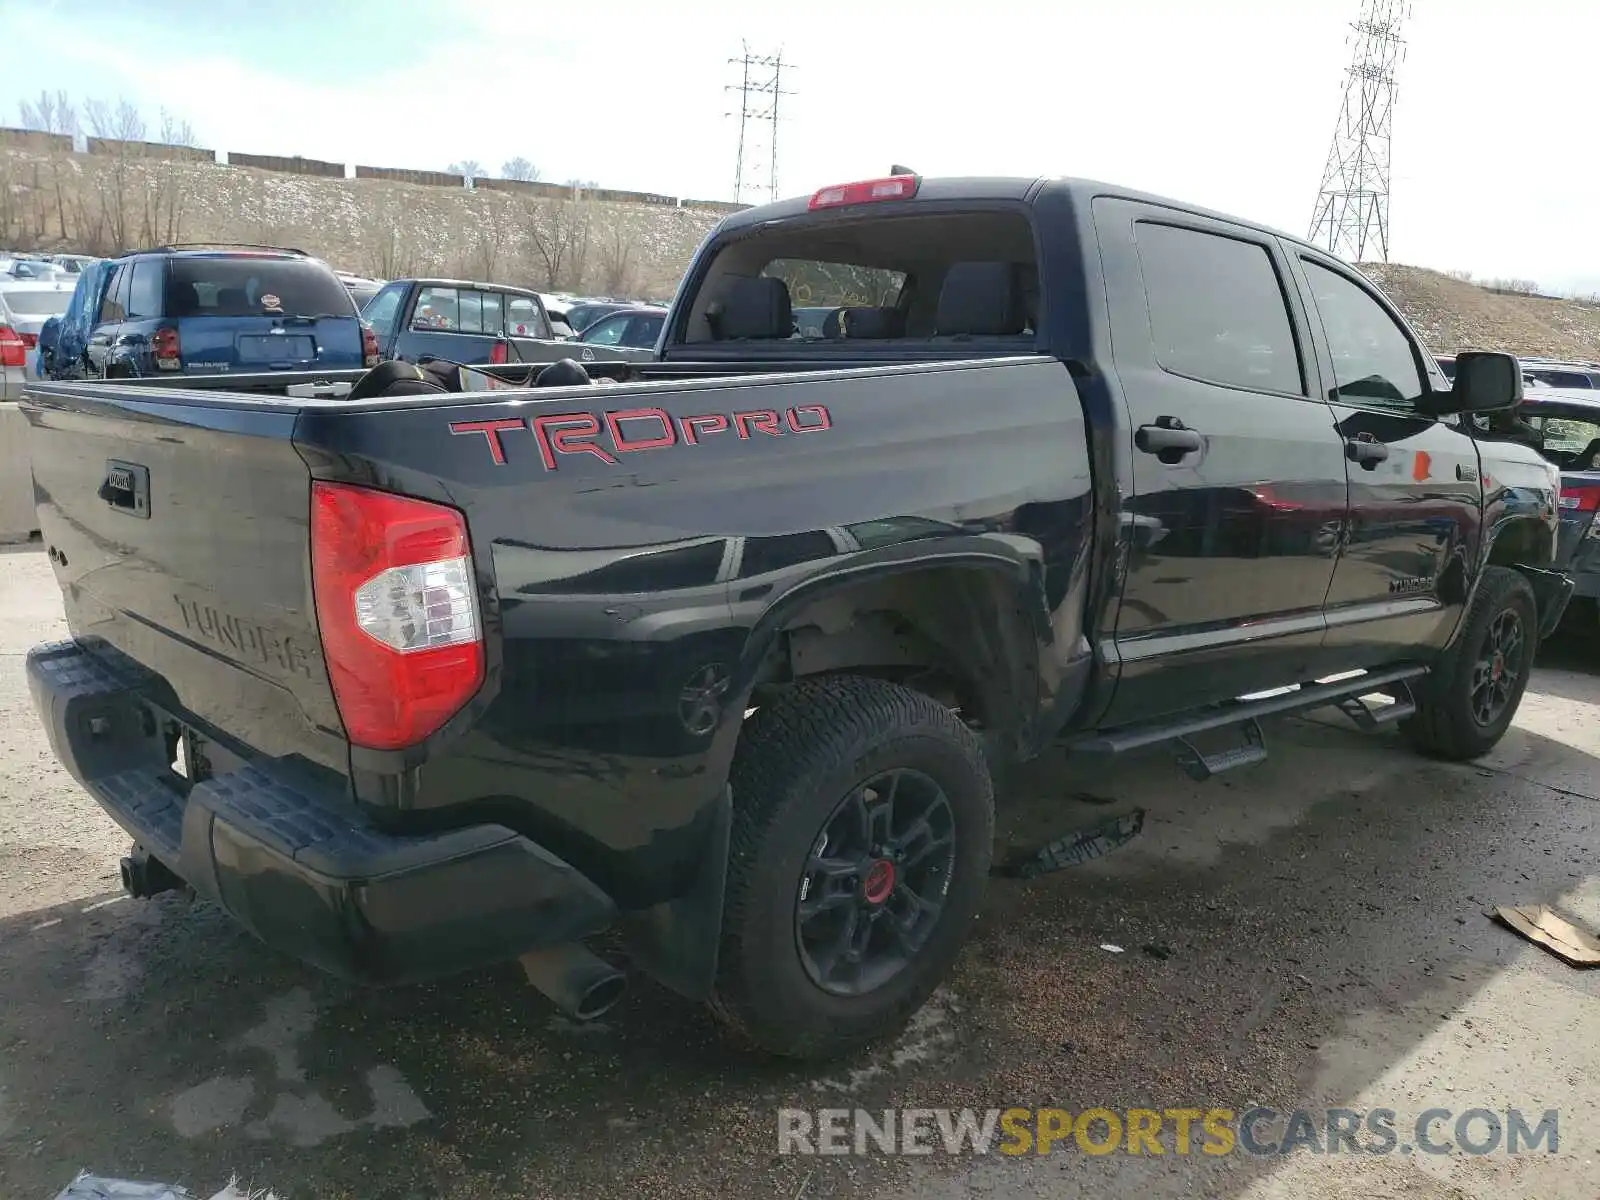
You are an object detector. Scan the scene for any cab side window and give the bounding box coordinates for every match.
[1300,259,1426,411]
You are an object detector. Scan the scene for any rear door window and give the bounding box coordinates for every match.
[164,257,355,319]
[1133,221,1304,396]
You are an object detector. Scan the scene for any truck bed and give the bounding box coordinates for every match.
[20,355,1091,956]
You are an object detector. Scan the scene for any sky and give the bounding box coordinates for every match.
[4,0,1597,292]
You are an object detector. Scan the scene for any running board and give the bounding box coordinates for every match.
[1072,664,1430,777]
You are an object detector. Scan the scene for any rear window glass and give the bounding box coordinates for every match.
[687,210,1038,344]
[163,258,355,319]
[2,289,71,316]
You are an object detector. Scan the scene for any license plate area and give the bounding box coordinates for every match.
[237,334,314,363]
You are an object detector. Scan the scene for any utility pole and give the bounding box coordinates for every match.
[1307,0,1411,263]
[726,43,795,205]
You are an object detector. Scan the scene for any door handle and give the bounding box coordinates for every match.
[1345,437,1389,469]
[1135,418,1203,457]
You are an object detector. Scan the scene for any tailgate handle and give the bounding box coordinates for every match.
[100,460,151,519]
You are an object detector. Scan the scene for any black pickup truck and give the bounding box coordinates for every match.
[21,174,1572,1060]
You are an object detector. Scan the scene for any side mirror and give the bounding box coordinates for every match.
[1434,351,1522,414]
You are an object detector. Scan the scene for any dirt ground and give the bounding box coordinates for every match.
[2,542,1599,1200]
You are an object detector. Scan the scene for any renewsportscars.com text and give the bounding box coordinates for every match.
[777,1106,1560,1157]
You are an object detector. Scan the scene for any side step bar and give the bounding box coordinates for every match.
[1072,664,1429,780]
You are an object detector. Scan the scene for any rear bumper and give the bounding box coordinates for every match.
[26,639,615,984]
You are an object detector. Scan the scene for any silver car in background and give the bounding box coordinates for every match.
[0,279,74,399]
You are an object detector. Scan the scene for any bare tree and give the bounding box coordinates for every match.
[18,89,78,135]
[448,159,484,184]
[596,215,638,296]
[524,196,593,291]
[501,156,541,182]
[83,97,148,142]
[471,213,510,282]
[158,109,199,148]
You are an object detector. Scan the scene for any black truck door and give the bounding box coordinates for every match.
[1092,199,1350,723]
[1289,250,1483,663]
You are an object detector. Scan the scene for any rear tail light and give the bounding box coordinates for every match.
[153,326,181,370]
[0,325,25,368]
[808,174,920,210]
[310,482,484,750]
[488,340,508,365]
[19,331,37,348]
[1559,485,1600,512]
[361,322,380,368]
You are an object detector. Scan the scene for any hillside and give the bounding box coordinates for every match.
[4,140,1597,352]
[0,146,722,299]
[1360,264,1600,360]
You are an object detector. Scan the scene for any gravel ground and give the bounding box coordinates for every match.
[2,544,1599,1199]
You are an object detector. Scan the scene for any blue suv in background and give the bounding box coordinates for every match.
[45,245,374,379]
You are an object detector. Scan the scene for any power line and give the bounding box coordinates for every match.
[726,43,795,205]
[1307,0,1411,263]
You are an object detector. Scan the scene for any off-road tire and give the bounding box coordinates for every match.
[1405,566,1538,760]
[708,675,994,1059]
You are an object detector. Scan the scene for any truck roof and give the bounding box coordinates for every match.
[400,277,545,299]
[717,175,1313,254]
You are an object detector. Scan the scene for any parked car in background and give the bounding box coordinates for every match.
[1477,389,1600,628]
[536,294,579,339]
[0,278,74,396]
[338,272,385,310]
[363,277,621,366]
[1436,354,1547,392]
[48,254,99,275]
[46,244,373,378]
[3,258,65,281]
[1519,359,1600,389]
[574,305,666,359]
[564,300,634,334]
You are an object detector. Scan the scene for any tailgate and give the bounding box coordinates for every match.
[181,316,363,373]
[24,385,346,771]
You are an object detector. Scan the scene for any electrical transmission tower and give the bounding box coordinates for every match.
[1307,0,1411,263]
[726,43,795,205]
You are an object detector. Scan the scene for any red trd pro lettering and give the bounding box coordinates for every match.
[449,404,831,471]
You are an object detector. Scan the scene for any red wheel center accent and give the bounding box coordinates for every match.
[1492,653,1504,682]
[863,859,896,905]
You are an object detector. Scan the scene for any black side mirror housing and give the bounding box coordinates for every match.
[1431,351,1523,415]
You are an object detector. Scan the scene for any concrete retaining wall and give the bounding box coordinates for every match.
[0,403,37,542]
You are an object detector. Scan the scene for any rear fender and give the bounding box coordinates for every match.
[623,551,1058,1002]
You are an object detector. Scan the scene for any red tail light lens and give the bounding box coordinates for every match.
[153,326,181,370]
[19,331,37,348]
[489,340,508,365]
[361,322,380,368]
[0,325,25,368]
[310,482,484,750]
[1559,485,1600,512]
